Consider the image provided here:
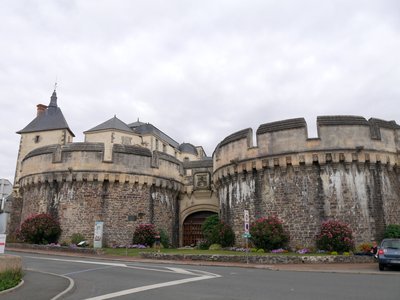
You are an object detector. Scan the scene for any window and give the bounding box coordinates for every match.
[156,139,159,150]
[34,135,40,143]
[163,144,167,153]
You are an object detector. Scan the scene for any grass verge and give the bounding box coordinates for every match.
[103,248,326,257]
[0,269,23,292]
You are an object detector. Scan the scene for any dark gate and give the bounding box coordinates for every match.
[183,211,217,246]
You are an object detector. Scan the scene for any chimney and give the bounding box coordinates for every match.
[36,104,47,116]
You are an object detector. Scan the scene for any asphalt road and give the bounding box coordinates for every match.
[2,251,400,300]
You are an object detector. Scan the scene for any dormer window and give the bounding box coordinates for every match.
[34,135,40,143]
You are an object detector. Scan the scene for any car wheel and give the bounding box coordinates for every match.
[379,263,385,271]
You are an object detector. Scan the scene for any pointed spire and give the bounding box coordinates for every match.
[49,90,58,107]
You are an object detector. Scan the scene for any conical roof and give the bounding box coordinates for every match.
[17,90,75,136]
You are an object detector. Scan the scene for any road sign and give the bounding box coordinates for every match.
[94,221,104,248]
[242,232,251,238]
[0,234,6,254]
[244,210,249,233]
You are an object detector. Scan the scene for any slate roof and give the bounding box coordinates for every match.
[179,143,198,155]
[17,91,75,136]
[85,116,133,134]
[127,119,146,128]
[132,123,180,148]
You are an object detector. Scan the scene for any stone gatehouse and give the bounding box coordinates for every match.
[8,91,400,248]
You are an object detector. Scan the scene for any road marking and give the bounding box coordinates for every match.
[166,267,196,275]
[24,268,75,300]
[26,256,208,276]
[84,274,221,300]
[26,256,127,267]
[62,265,116,276]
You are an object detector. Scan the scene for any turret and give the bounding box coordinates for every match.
[14,90,74,186]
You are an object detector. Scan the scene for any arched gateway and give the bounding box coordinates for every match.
[182,211,217,246]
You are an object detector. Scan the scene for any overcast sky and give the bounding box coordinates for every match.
[1,0,400,182]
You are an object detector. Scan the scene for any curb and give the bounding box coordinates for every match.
[0,279,24,295]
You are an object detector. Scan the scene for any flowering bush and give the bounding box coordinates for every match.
[201,215,235,247]
[316,220,355,252]
[271,248,288,253]
[112,244,147,249]
[18,213,61,244]
[296,248,311,254]
[132,224,157,246]
[249,216,289,251]
[357,242,373,253]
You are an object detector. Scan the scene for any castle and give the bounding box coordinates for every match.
[9,91,400,248]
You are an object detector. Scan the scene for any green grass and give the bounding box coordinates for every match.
[0,269,23,292]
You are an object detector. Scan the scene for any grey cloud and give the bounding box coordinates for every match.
[1,0,400,181]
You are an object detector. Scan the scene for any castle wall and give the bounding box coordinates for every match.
[11,142,183,246]
[214,116,400,248]
[15,129,73,185]
[18,181,177,246]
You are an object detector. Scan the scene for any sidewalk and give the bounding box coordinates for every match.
[0,269,72,300]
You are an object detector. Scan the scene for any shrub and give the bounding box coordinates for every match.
[0,269,23,292]
[70,233,85,245]
[209,243,222,250]
[197,240,209,250]
[316,220,355,252]
[384,224,400,238]
[201,215,235,247]
[132,224,157,246]
[158,228,170,249]
[249,216,289,251]
[18,213,61,244]
[257,248,265,253]
[357,242,372,253]
[201,215,220,245]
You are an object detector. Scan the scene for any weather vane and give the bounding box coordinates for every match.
[54,76,58,91]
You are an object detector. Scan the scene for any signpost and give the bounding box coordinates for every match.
[0,234,6,254]
[243,210,250,264]
[94,221,104,249]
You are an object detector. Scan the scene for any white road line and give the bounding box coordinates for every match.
[166,267,196,275]
[62,265,116,276]
[84,274,221,300]
[26,256,127,267]
[24,268,75,300]
[26,256,205,276]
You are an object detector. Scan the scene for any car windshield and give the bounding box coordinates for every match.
[382,240,400,249]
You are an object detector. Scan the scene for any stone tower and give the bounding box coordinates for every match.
[14,90,75,187]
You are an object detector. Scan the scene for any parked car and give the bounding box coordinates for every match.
[377,238,400,271]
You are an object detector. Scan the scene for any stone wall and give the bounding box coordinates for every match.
[214,116,400,248]
[15,180,179,247]
[9,142,183,246]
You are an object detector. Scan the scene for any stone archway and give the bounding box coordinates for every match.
[182,211,217,246]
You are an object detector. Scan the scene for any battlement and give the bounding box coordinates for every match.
[214,116,400,176]
[19,142,183,190]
